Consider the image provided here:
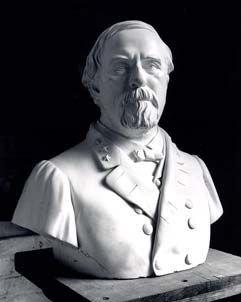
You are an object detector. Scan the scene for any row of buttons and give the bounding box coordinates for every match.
[184,198,195,266]
[134,206,154,236]
[185,199,196,229]
[154,198,196,270]
[135,204,196,235]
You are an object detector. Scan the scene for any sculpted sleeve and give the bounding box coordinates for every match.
[12,160,78,247]
[194,156,223,224]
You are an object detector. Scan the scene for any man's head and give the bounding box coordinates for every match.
[82,20,174,137]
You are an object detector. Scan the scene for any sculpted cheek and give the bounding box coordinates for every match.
[105,75,123,88]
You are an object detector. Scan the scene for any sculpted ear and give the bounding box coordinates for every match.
[90,77,101,105]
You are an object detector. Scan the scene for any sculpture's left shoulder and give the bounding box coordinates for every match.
[192,154,223,223]
[161,128,223,225]
[177,147,223,224]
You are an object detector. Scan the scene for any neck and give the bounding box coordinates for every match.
[99,119,158,146]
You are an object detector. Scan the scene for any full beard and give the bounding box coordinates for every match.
[120,87,159,129]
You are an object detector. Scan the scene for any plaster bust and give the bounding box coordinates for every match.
[12,20,223,279]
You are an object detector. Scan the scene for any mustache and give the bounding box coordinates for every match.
[122,87,158,109]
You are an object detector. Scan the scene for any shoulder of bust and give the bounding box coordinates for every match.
[49,140,93,173]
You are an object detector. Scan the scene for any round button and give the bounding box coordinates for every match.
[154,179,161,187]
[185,254,193,265]
[185,199,193,209]
[188,218,197,229]
[155,259,162,270]
[143,223,153,235]
[134,207,143,214]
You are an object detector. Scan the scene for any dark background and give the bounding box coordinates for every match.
[1,2,241,299]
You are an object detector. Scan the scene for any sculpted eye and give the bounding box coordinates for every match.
[151,62,161,69]
[112,63,128,75]
[143,60,162,72]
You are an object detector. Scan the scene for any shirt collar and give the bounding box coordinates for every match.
[95,121,164,162]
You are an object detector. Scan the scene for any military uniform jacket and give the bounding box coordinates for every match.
[12,126,223,279]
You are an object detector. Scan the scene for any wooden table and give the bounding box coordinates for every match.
[1,235,241,302]
[0,234,51,301]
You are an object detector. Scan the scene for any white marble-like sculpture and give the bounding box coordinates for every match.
[12,20,223,279]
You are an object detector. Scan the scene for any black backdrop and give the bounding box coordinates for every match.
[1,1,241,293]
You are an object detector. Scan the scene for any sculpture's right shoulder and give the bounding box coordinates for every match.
[50,137,94,166]
[51,140,90,168]
[49,138,101,185]
[11,159,78,247]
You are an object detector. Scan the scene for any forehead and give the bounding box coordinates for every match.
[102,28,164,62]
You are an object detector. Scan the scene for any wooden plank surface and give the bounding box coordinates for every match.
[0,291,51,302]
[0,235,51,302]
[176,284,241,302]
[14,246,241,302]
[56,249,241,302]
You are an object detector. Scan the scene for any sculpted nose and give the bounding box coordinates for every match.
[129,65,146,89]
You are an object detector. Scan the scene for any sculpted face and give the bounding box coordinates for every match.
[96,28,170,137]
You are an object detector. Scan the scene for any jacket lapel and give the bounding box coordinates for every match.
[86,125,159,220]
[105,165,159,219]
[152,129,190,257]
